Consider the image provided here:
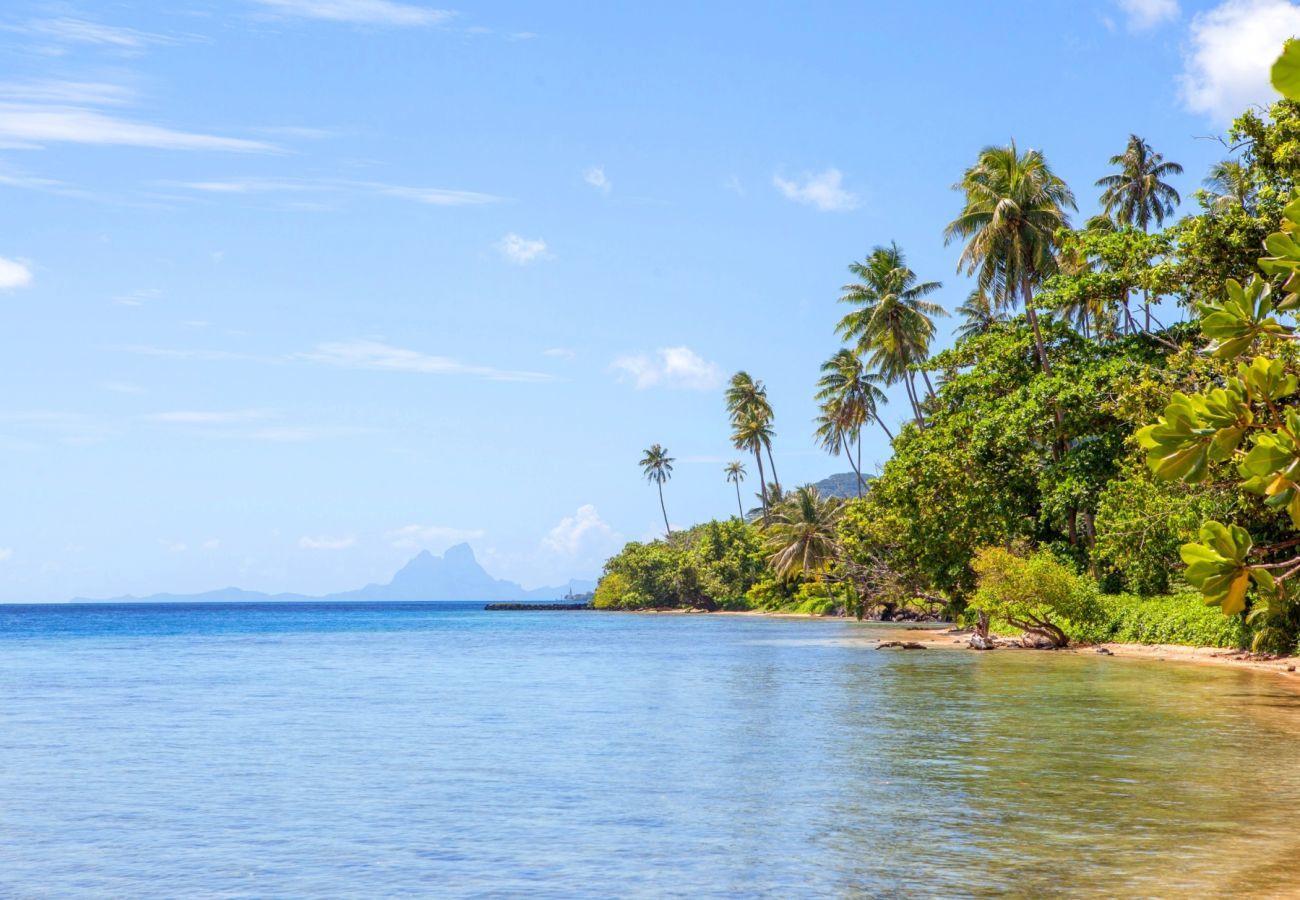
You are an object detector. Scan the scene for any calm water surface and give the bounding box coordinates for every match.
[2,602,1299,897]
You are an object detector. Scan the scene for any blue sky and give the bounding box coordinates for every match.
[0,0,1295,601]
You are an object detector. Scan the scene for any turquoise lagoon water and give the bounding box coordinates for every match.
[2,602,1300,897]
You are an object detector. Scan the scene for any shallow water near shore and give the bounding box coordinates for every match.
[2,602,1298,897]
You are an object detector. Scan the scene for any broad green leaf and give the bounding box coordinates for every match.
[1272,38,1300,101]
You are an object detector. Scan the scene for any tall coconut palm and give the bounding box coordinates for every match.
[765,485,844,579]
[731,413,774,522]
[1096,135,1182,329]
[639,443,674,536]
[1095,135,1183,231]
[954,289,1006,343]
[836,243,945,425]
[1203,160,1256,213]
[724,460,747,519]
[814,397,866,498]
[726,371,779,491]
[815,348,891,493]
[945,140,1076,377]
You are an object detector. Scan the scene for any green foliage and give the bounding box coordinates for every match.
[1092,592,1247,648]
[1272,39,1300,102]
[972,546,1104,647]
[596,519,770,610]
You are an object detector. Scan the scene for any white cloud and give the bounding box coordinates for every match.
[0,104,275,153]
[102,381,144,394]
[0,547,12,562]
[363,183,500,205]
[201,539,221,551]
[543,347,575,359]
[584,165,611,194]
[612,346,723,390]
[144,409,274,424]
[168,177,503,206]
[773,168,859,212]
[252,0,455,26]
[299,534,356,550]
[1116,0,1180,29]
[389,524,485,548]
[723,175,745,197]
[543,504,619,556]
[10,17,173,49]
[0,257,33,290]
[1181,0,1300,120]
[302,340,552,382]
[0,80,135,106]
[496,233,549,265]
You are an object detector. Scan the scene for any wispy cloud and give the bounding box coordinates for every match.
[170,177,503,206]
[301,340,552,382]
[299,534,356,550]
[143,409,275,424]
[612,346,723,390]
[1181,0,1300,120]
[101,381,144,394]
[1115,0,1180,29]
[389,524,485,548]
[6,16,175,50]
[543,347,575,359]
[496,233,549,265]
[0,105,275,153]
[252,0,456,27]
[583,165,611,194]
[0,80,135,106]
[0,547,12,562]
[773,168,859,212]
[0,257,33,290]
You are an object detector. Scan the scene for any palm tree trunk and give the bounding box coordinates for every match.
[734,481,744,520]
[753,449,769,523]
[856,431,865,496]
[903,375,924,425]
[1024,275,1065,464]
[765,445,780,492]
[658,481,671,536]
[875,416,894,443]
[841,435,864,499]
[920,367,936,399]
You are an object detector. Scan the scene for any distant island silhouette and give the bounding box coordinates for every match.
[76,543,596,604]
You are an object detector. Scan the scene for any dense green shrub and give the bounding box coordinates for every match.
[1087,592,1247,648]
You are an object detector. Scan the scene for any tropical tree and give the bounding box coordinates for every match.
[726,372,779,491]
[731,412,774,522]
[954,289,1006,343]
[945,140,1077,377]
[1203,159,1257,213]
[815,349,891,493]
[639,443,674,536]
[1095,134,1183,231]
[765,485,844,579]
[724,460,747,519]
[836,242,945,424]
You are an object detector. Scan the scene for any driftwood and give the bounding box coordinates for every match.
[876,641,928,650]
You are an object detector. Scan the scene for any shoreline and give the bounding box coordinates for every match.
[627,607,1300,683]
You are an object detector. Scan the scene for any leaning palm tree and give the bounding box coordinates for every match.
[945,140,1076,377]
[1095,135,1182,231]
[639,443,674,536]
[954,289,1006,343]
[724,460,747,519]
[836,243,945,424]
[815,348,891,492]
[765,485,844,579]
[726,371,779,492]
[731,413,774,522]
[1203,160,1256,213]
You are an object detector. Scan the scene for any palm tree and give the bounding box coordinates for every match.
[815,349,890,494]
[731,413,774,522]
[724,461,747,519]
[765,485,844,579]
[836,243,945,425]
[945,140,1076,377]
[1096,135,1182,329]
[954,289,1006,343]
[726,371,779,493]
[1095,135,1183,231]
[639,443,674,536]
[1203,160,1256,213]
